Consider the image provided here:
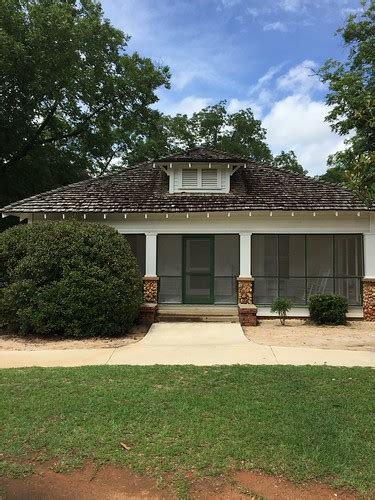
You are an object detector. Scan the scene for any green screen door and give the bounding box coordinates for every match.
[183,236,214,304]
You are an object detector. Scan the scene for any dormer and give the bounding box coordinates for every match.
[154,147,247,194]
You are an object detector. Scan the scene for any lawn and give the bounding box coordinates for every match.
[0,365,374,495]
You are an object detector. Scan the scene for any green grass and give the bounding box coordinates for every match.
[0,365,374,494]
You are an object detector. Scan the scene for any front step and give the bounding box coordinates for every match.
[157,306,239,323]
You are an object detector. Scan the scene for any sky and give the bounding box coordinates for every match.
[101,0,363,175]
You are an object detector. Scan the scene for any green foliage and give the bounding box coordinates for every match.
[318,1,375,205]
[309,294,348,325]
[0,0,169,205]
[271,297,292,325]
[273,150,306,175]
[130,100,273,164]
[0,222,142,337]
[0,366,374,494]
[318,164,347,185]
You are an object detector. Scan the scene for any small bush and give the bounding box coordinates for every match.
[0,221,142,337]
[271,297,291,325]
[308,294,348,325]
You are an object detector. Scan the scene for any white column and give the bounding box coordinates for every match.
[145,232,157,277]
[364,233,375,278]
[239,232,252,277]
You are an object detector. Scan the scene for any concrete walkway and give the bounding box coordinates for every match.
[0,322,374,368]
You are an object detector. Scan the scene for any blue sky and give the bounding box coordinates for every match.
[101,0,363,175]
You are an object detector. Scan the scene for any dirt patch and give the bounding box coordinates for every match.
[0,462,358,500]
[0,325,148,351]
[0,462,173,499]
[244,319,375,351]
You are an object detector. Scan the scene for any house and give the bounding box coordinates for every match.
[2,147,374,325]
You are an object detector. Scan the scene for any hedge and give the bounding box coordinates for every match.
[0,221,142,337]
[308,294,348,325]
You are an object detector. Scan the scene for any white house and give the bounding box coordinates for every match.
[2,147,375,325]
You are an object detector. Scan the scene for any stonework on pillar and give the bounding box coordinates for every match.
[363,279,375,321]
[143,276,159,304]
[237,277,254,304]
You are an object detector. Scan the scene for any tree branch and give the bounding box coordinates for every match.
[2,100,59,169]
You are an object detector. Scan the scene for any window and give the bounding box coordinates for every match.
[252,234,363,306]
[182,169,198,189]
[123,234,145,275]
[202,169,218,189]
[180,168,219,191]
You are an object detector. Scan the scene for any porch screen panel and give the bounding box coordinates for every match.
[334,235,363,305]
[252,234,363,306]
[214,235,239,304]
[157,235,182,303]
[306,235,334,298]
[124,234,145,276]
[279,235,305,304]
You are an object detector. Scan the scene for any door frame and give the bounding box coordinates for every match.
[182,235,215,304]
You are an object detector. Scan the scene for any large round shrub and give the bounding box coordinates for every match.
[0,222,142,337]
[308,294,348,325]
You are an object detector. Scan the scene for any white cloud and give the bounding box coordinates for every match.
[279,0,302,12]
[276,59,323,94]
[227,98,262,118]
[218,0,242,6]
[249,64,286,98]
[340,6,363,18]
[245,7,261,18]
[263,94,345,175]
[157,96,212,117]
[263,21,288,32]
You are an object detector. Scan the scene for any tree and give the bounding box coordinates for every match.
[273,150,306,175]
[132,101,273,163]
[318,0,375,205]
[318,165,347,185]
[0,0,169,205]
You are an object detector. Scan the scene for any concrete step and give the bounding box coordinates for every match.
[157,306,239,323]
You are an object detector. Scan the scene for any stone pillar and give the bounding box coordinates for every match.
[363,279,375,321]
[237,277,254,304]
[142,276,159,303]
[363,233,375,321]
[139,232,159,325]
[238,233,257,325]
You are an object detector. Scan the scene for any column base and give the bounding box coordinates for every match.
[139,303,158,326]
[143,276,159,304]
[363,278,375,321]
[237,276,254,304]
[238,304,258,326]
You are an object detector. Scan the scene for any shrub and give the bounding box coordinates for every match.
[0,221,142,337]
[270,297,291,325]
[308,294,348,325]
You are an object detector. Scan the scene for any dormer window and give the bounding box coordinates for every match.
[181,168,220,191]
[156,159,241,194]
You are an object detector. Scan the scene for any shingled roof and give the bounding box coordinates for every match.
[1,148,372,214]
[155,147,248,163]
